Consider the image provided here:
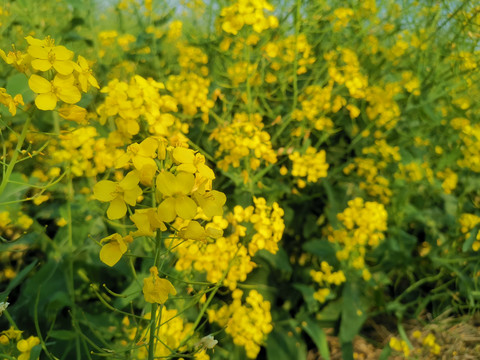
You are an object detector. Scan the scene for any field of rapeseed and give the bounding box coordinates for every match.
[0,0,480,359]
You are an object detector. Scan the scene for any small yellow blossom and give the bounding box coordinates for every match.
[143,266,176,304]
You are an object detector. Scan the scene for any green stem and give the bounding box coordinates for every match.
[0,116,32,196]
[148,229,163,360]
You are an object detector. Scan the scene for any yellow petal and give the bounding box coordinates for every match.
[182,221,205,240]
[197,163,215,180]
[53,60,75,75]
[119,171,140,189]
[29,74,51,93]
[56,85,81,104]
[52,46,74,60]
[157,197,176,222]
[132,156,157,172]
[175,195,197,220]
[139,137,158,157]
[130,212,153,236]
[123,185,142,206]
[174,172,194,195]
[115,152,131,168]
[173,147,195,164]
[35,93,57,111]
[99,239,127,267]
[31,58,52,71]
[107,196,127,219]
[143,276,176,304]
[27,45,48,59]
[88,74,100,89]
[176,163,197,173]
[93,180,118,202]
[156,171,176,197]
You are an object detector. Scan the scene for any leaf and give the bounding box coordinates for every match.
[340,341,353,360]
[48,329,77,340]
[0,172,31,210]
[303,239,337,265]
[301,317,330,360]
[293,284,318,313]
[29,344,42,360]
[339,282,367,344]
[0,260,37,302]
[257,248,292,275]
[6,73,34,104]
[266,324,307,360]
[462,226,478,253]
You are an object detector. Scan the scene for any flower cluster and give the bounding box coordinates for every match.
[219,0,279,35]
[97,76,185,140]
[210,112,277,172]
[343,157,392,204]
[93,141,226,266]
[169,197,284,290]
[208,289,273,358]
[327,197,388,280]
[0,326,40,360]
[288,147,329,188]
[232,197,285,256]
[1,36,99,111]
[459,213,480,251]
[452,119,480,172]
[310,261,346,303]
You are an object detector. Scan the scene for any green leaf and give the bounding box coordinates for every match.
[29,344,42,360]
[340,341,353,360]
[0,260,37,302]
[462,226,478,253]
[257,248,292,275]
[301,317,330,360]
[339,282,367,344]
[303,240,337,264]
[48,329,77,340]
[293,284,318,313]
[267,324,307,360]
[0,172,31,210]
[6,73,34,104]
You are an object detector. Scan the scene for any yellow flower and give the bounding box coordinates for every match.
[172,147,215,180]
[156,171,197,221]
[115,137,158,171]
[58,104,88,123]
[179,220,223,241]
[73,55,99,92]
[193,190,226,219]
[0,88,24,116]
[93,170,143,220]
[99,233,133,267]
[28,74,81,110]
[27,37,75,75]
[17,336,40,360]
[130,208,166,236]
[143,266,176,304]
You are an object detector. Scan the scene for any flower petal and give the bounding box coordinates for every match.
[35,93,57,110]
[29,74,51,93]
[93,180,118,202]
[31,59,52,71]
[107,196,127,220]
[175,195,197,220]
[157,197,177,223]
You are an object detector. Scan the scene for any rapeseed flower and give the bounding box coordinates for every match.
[93,170,142,219]
[27,36,75,75]
[28,74,81,110]
[99,233,133,266]
[143,266,176,304]
[156,171,197,221]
